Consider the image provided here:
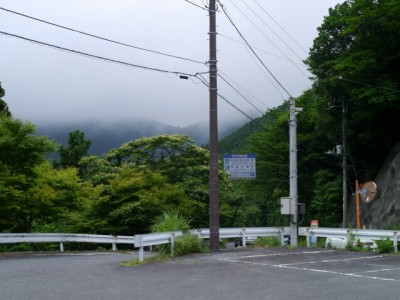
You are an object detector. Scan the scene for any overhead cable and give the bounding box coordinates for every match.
[217,0,293,98]
[238,0,305,64]
[0,6,205,65]
[219,33,303,65]
[0,31,198,77]
[218,74,265,115]
[218,69,268,109]
[252,0,308,55]
[197,74,264,127]
[229,0,308,78]
[184,0,209,11]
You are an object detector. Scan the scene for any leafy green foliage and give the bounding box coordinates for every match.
[0,117,57,232]
[56,130,91,169]
[150,211,208,256]
[376,238,394,254]
[83,166,191,235]
[345,230,358,251]
[309,170,342,227]
[150,211,191,233]
[306,0,400,179]
[253,236,281,248]
[0,82,11,117]
[173,233,208,256]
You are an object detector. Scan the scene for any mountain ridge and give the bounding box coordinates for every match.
[36,119,246,156]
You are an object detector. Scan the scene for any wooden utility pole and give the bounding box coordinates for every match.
[208,0,220,251]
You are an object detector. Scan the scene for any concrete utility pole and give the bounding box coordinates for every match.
[342,99,347,228]
[289,97,301,247]
[208,0,220,252]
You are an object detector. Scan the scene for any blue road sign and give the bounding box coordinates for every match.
[223,154,256,179]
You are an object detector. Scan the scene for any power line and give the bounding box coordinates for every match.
[184,0,209,11]
[218,74,265,115]
[219,33,303,66]
[0,31,199,77]
[218,69,268,109]
[217,0,293,98]
[0,6,205,65]
[238,41,286,100]
[239,0,305,63]
[197,74,264,126]
[252,0,308,55]
[228,0,308,79]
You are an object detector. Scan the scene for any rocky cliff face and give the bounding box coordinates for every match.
[348,143,400,229]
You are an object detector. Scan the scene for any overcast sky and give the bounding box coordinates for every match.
[1,0,342,127]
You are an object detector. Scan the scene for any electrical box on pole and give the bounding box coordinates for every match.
[280,197,292,215]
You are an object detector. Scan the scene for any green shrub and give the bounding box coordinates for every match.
[173,233,208,256]
[151,211,191,233]
[345,231,359,251]
[376,238,394,253]
[150,211,208,257]
[253,236,280,247]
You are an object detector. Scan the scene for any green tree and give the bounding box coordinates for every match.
[309,170,342,227]
[0,82,11,117]
[104,135,221,228]
[306,0,400,178]
[56,130,91,169]
[79,155,118,185]
[0,117,56,231]
[0,116,55,176]
[85,166,191,235]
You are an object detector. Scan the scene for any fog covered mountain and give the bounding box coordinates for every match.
[36,119,246,156]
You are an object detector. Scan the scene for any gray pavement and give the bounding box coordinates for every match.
[0,248,399,299]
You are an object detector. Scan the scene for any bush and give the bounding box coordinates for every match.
[253,236,280,247]
[150,211,208,257]
[376,238,394,253]
[174,233,208,256]
[151,211,191,233]
[345,231,359,251]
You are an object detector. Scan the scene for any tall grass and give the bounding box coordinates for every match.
[150,211,208,257]
[150,211,191,233]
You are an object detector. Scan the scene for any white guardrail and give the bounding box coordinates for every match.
[299,227,398,253]
[0,227,398,261]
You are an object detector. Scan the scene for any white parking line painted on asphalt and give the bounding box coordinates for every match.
[279,264,399,282]
[278,254,386,266]
[221,251,400,282]
[356,267,400,274]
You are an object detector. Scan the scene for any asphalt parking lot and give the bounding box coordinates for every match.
[1,248,399,299]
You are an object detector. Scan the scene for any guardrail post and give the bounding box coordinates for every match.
[170,233,175,257]
[394,232,398,253]
[135,235,144,262]
[112,235,117,251]
[280,228,285,246]
[241,229,246,248]
[59,242,64,252]
[306,228,310,248]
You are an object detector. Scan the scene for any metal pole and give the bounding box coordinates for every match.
[342,99,347,228]
[289,97,298,247]
[356,178,361,230]
[208,0,220,252]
